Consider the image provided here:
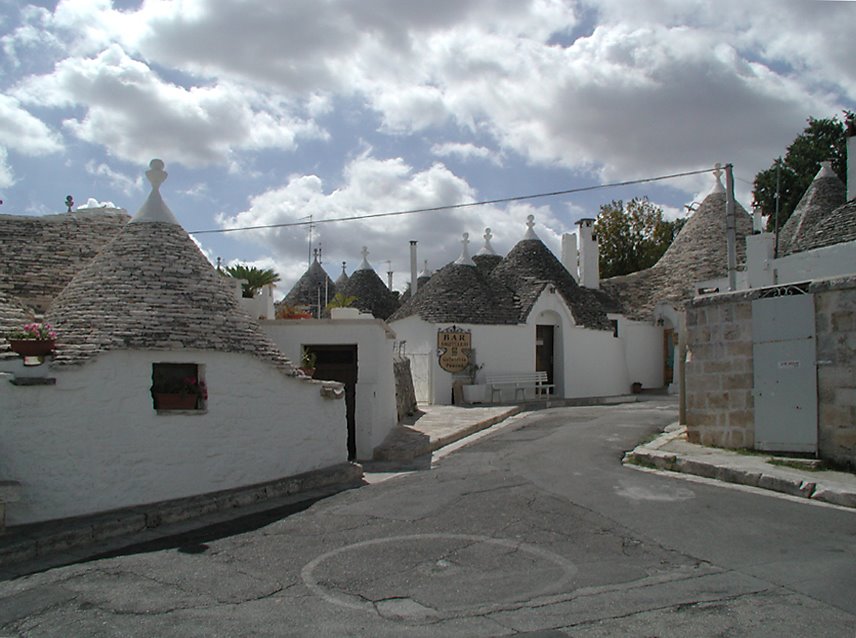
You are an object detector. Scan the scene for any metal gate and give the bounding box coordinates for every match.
[751,288,817,453]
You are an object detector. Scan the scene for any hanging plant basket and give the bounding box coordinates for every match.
[9,339,55,358]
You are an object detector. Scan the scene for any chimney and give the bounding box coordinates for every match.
[576,218,600,289]
[847,118,856,202]
[561,232,578,281]
[410,240,418,295]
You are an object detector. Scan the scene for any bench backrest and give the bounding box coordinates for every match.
[486,371,549,384]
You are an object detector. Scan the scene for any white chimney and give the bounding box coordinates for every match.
[576,218,600,289]
[561,232,579,281]
[409,240,418,295]
[847,119,855,202]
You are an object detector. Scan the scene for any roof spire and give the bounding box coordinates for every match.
[816,160,836,180]
[131,159,181,225]
[477,227,497,255]
[711,163,725,194]
[523,214,539,240]
[358,246,372,271]
[454,232,475,266]
[418,259,431,278]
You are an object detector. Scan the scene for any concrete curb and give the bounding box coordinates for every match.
[624,429,856,509]
[0,462,363,568]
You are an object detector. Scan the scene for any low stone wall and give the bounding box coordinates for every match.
[685,275,856,466]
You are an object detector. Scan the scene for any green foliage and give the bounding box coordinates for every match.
[595,197,685,278]
[325,292,358,311]
[753,113,852,232]
[224,264,280,298]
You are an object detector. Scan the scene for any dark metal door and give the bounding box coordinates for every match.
[535,325,554,393]
[307,345,358,460]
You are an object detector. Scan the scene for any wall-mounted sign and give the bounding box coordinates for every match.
[437,325,471,373]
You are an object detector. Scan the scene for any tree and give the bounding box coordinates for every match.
[595,197,685,278]
[753,113,852,232]
[224,264,280,298]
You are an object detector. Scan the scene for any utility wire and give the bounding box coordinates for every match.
[188,166,718,235]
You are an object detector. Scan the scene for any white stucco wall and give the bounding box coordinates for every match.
[261,318,397,459]
[564,326,631,398]
[617,318,664,389]
[0,349,346,525]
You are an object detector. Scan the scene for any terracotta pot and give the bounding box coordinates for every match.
[9,339,55,357]
[154,393,198,410]
[298,367,316,378]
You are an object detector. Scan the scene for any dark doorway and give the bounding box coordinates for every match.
[663,328,675,385]
[535,325,555,394]
[306,345,358,460]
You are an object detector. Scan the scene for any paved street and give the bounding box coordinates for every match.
[1,398,855,637]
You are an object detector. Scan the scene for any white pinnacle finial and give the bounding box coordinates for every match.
[418,259,431,278]
[524,214,539,240]
[477,227,497,256]
[358,246,372,270]
[131,158,181,225]
[711,163,725,194]
[454,232,475,266]
[816,161,836,180]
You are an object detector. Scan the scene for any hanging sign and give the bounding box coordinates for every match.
[437,326,472,373]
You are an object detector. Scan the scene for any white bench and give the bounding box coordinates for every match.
[486,371,554,403]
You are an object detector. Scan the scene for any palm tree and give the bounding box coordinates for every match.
[224,264,280,298]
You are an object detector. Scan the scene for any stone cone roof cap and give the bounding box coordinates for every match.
[781,167,847,255]
[339,268,400,320]
[282,258,337,309]
[47,161,296,371]
[602,184,754,321]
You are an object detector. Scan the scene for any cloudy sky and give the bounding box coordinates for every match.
[1,0,854,295]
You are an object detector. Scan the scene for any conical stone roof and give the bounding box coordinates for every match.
[789,199,856,254]
[781,164,847,255]
[47,160,296,372]
[0,289,33,353]
[601,172,754,321]
[339,268,400,320]
[281,257,337,312]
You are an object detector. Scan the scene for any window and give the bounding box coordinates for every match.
[150,363,207,411]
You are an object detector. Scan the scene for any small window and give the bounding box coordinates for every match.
[151,363,207,411]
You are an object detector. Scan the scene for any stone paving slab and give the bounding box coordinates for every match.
[624,425,856,509]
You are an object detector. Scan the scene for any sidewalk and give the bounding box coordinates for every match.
[624,425,856,510]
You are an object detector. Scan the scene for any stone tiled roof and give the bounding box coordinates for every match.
[339,268,400,320]
[472,253,503,277]
[601,185,753,321]
[46,161,297,372]
[281,258,337,310]
[389,262,519,324]
[0,289,34,353]
[780,166,846,255]
[491,239,613,330]
[790,199,856,253]
[390,237,613,330]
[0,210,130,313]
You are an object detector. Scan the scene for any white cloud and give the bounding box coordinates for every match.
[77,197,117,209]
[84,160,141,195]
[431,142,503,166]
[13,45,325,168]
[0,94,64,156]
[0,147,14,189]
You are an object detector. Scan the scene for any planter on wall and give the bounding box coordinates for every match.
[154,393,198,410]
[9,339,55,357]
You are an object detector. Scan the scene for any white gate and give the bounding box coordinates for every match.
[751,287,817,453]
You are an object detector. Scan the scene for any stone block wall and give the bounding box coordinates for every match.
[685,275,856,467]
[813,278,856,466]
[685,296,755,448]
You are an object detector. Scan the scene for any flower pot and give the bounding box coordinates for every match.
[299,367,316,378]
[631,382,643,394]
[9,339,55,357]
[154,393,198,410]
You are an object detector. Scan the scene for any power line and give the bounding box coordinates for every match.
[188,166,718,236]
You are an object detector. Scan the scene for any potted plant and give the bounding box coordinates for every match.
[151,375,207,410]
[299,348,317,377]
[461,361,486,404]
[8,322,57,357]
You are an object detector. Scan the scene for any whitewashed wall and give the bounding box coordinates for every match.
[261,318,397,460]
[0,349,346,525]
[563,326,630,398]
[617,318,664,389]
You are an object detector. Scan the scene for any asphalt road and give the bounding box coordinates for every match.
[1,398,855,637]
